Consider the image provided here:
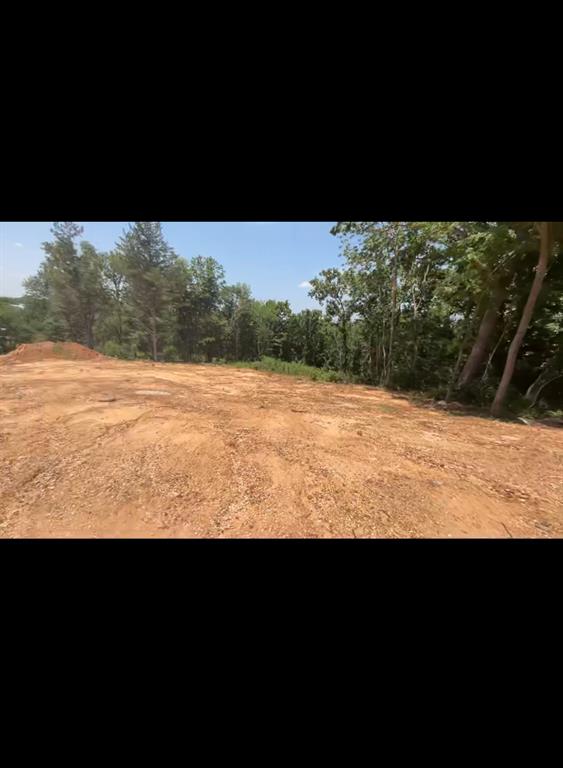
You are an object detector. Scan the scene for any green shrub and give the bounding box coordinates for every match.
[102,340,132,359]
[225,356,345,383]
[163,345,181,362]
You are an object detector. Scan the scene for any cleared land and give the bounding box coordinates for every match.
[1,349,562,538]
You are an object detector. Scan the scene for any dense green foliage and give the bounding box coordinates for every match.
[0,296,27,353]
[226,356,347,382]
[3,221,562,415]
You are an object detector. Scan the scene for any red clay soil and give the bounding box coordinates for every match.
[1,355,562,538]
[0,342,105,365]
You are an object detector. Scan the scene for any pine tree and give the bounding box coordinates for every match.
[117,222,178,361]
[36,223,106,347]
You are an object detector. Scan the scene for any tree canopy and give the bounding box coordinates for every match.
[4,221,561,417]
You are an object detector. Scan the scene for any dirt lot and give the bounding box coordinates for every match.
[1,354,562,538]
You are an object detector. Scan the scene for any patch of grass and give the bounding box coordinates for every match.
[225,357,349,383]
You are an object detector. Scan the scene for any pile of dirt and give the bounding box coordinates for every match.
[0,341,106,365]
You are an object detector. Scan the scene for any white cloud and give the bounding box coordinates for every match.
[299,281,312,289]
[14,242,23,248]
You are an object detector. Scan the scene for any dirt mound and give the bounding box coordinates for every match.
[0,341,106,365]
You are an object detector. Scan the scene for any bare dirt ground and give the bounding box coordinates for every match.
[1,353,562,538]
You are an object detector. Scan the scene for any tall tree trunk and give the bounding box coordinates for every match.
[491,223,553,417]
[369,338,378,384]
[150,315,158,361]
[480,327,506,383]
[117,303,123,345]
[446,312,475,402]
[410,290,419,383]
[380,342,387,386]
[524,369,563,406]
[457,278,507,389]
[340,321,348,372]
[385,236,398,387]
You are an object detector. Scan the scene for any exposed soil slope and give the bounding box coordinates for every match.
[0,342,105,365]
[1,355,561,538]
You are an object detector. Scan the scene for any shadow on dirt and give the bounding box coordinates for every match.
[385,391,563,429]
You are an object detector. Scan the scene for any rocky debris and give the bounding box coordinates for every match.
[435,400,465,411]
[96,395,117,402]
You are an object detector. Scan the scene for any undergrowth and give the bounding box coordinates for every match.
[225,357,351,383]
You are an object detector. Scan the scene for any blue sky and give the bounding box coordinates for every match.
[0,222,341,312]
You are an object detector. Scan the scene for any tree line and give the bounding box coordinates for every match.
[1,221,562,416]
[2,222,336,368]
